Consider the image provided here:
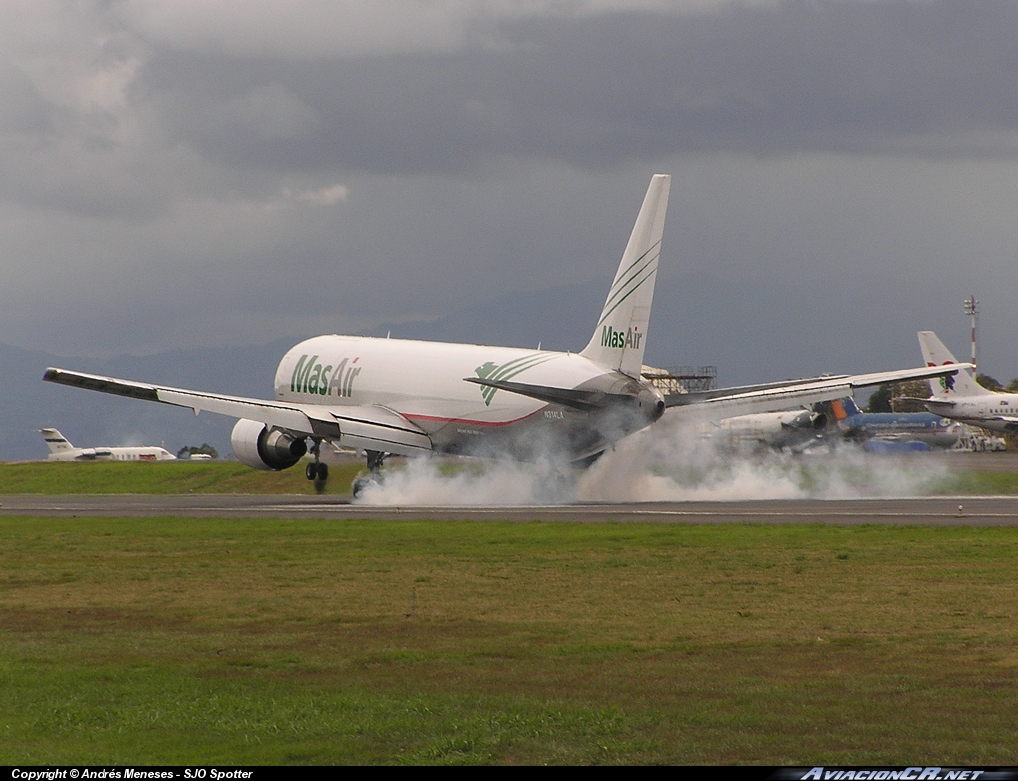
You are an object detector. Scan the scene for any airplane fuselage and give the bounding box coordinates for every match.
[840,411,963,448]
[924,394,1018,434]
[274,335,662,461]
[47,446,176,462]
[40,427,176,462]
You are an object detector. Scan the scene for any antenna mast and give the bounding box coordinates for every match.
[964,294,978,371]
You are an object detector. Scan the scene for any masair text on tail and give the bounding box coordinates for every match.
[580,173,670,378]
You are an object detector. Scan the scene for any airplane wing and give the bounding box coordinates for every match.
[657,375,850,403]
[326,405,433,455]
[42,367,432,457]
[666,363,972,419]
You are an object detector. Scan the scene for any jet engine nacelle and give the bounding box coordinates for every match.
[231,418,307,471]
[782,411,827,431]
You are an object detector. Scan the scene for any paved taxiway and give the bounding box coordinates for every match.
[2,494,1018,525]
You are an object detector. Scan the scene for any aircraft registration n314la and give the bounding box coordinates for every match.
[43,175,968,492]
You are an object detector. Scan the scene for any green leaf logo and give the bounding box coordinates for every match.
[474,354,554,406]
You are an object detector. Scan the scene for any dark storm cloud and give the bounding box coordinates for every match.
[0,60,55,134]
[144,0,1018,178]
[5,0,1018,379]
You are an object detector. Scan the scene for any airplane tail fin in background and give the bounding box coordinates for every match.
[580,174,671,378]
[918,331,984,398]
[829,397,862,420]
[40,428,73,454]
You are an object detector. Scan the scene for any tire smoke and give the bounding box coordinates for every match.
[354,411,953,506]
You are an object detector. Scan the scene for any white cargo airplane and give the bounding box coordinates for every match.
[918,331,1018,434]
[42,175,967,493]
[40,428,176,462]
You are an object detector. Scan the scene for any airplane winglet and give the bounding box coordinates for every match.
[44,367,161,402]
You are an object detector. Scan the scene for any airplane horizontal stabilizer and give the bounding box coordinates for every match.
[464,377,632,412]
[902,396,954,409]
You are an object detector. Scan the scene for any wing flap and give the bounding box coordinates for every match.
[691,383,854,419]
[157,388,311,431]
[328,406,432,455]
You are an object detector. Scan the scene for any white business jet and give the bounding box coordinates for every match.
[42,175,965,493]
[918,331,1018,434]
[40,428,176,462]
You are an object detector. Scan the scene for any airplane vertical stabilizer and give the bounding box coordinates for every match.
[828,397,862,421]
[918,331,984,398]
[839,397,862,417]
[40,428,74,454]
[580,174,671,378]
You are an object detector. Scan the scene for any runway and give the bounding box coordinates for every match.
[3,493,1018,524]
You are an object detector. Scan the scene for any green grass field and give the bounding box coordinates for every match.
[2,518,1017,764]
[2,459,1018,495]
[0,460,366,495]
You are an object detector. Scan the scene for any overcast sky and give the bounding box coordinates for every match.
[3,0,1017,384]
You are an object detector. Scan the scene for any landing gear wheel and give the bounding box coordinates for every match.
[352,450,387,500]
[305,438,328,490]
[352,476,369,499]
[352,473,381,499]
[366,450,386,473]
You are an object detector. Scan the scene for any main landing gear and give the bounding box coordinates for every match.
[305,461,328,481]
[352,449,387,499]
[304,439,328,493]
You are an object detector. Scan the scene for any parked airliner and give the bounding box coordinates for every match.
[42,175,966,493]
[40,428,176,462]
[826,397,963,450]
[918,331,1018,434]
